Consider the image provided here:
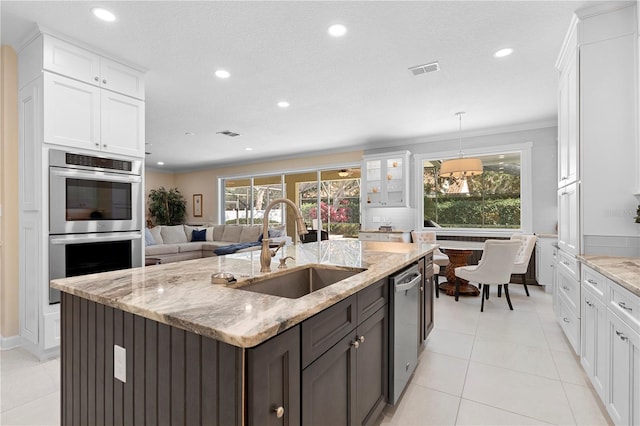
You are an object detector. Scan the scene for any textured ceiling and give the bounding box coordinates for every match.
[2,1,597,171]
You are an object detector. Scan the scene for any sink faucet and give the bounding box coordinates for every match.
[261,198,308,272]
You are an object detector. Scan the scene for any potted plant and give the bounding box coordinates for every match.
[148,187,186,225]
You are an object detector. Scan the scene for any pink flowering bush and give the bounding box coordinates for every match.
[309,200,351,223]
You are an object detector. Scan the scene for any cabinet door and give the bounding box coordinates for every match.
[558,48,578,188]
[101,90,145,157]
[364,159,383,206]
[558,183,579,255]
[384,157,405,206]
[43,73,101,150]
[581,287,607,400]
[356,308,387,426]
[606,311,640,426]
[247,325,301,426]
[43,35,101,86]
[100,58,145,100]
[302,331,357,426]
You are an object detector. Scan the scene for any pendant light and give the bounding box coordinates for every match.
[439,112,483,178]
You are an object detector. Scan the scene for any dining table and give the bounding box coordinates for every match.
[437,240,486,297]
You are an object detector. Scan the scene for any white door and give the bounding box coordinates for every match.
[100,57,145,100]
[101,90,145,157]
[43,73,101,150]
[606,311,640,426]
[558,183,579,255]
[43,35,101,86]
[580,288,607,400]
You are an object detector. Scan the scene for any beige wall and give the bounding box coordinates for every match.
[1,45,19,340]
[158,151,364,225]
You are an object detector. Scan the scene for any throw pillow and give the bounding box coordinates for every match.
[192,229,206,242]
[144,228,156,246]
[160,225,188,244]
[149,226,163,244]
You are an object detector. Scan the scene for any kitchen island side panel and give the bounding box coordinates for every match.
[60,292,243,426]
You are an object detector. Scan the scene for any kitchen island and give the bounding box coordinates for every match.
[52,240,435,425]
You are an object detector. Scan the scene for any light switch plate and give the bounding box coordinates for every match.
[114,345,126,383]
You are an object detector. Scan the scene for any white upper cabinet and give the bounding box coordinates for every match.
[363,151,410,207]
[101,90,145,157]
[43,73,101,150]
[43,34,145,100]
[557,33,578,189]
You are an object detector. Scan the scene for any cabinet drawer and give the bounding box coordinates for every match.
[608,283,640,334]
[357,278,388,324]
[302,295,357,368]
[558,292,581,355]
[582,265,607,302]
[558,267,580,315]
[558,250,579,281]
[359,233,380,241]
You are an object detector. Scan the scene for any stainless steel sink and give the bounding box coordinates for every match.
[238,265,366,299]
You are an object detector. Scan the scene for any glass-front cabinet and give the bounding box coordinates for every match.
[363,151,410,207]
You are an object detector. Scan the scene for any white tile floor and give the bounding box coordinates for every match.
[0,285,612,425]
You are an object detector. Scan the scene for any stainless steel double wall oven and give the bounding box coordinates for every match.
[48,149,143,304]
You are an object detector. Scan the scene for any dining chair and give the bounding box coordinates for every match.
[433,263,440,298]
[509,234,537,297]
[411,231,449,299]
[454,240,520,312]
[411,230,450,266]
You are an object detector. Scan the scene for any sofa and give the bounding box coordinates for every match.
[145,224,286,264]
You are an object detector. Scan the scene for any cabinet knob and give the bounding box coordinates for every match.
[585,300,593,307]
[563,317,570,323]
[102,79,107,84]
[587,279,597,285]
[358,335,365,343]
[103,144,108,148]
[274,406,285,418]
[95,143,100,147]
[351,340,360,349]
[94,76,99,82]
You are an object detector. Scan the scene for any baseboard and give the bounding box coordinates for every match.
[0,334,23,350]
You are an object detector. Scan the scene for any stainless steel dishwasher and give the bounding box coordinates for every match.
[388,263,421,404]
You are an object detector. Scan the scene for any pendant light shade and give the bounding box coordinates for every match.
[439,112,483,178]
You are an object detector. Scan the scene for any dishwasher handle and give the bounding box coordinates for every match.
[395,274,421,292]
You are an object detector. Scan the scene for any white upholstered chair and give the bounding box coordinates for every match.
[509,234,537,297]
[454,240,520,312]
[411,231,449,298]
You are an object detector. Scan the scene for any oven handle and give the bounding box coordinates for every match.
[50,232,142,245]
[51,168,142,183]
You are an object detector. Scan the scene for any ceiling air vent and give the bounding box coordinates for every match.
[409,61,440,76]
[217,130,240,137]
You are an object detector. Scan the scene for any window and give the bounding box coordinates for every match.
[418,144,532,233]
[220,167,361,239]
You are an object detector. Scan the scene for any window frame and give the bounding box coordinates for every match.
[414,142,533,236]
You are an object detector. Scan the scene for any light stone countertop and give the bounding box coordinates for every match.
[359,229,411,234]
[51,240,435,348]
[578,255,640,297]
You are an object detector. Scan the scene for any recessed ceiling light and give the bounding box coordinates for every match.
[328,24,347,37]
[91,8,116,22]
[215,69,230,79]
[245,147,253,151]
[157,161,165,166]
[277,101,290,108]
[494,48,514,58]
[184,132,195,136]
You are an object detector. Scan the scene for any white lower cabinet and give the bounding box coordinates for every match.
[580,264,640,426]
[606,309,640,426]
[580,284,607,401]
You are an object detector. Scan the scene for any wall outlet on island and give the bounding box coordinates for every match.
[372,216,381,223]
[114,345,127,383]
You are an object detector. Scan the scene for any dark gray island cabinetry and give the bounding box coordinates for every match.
[53,240,436,425]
